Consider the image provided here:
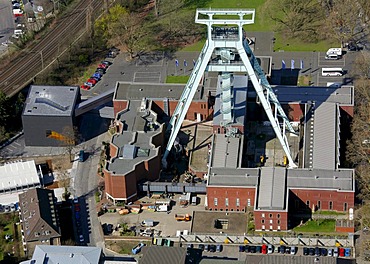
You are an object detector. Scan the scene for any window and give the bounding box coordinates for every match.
[277,226,281,231]
[277,214,280,219]
[306,200,310,207]
[269,226,273,231]
[225,198,229,207]
[269,214,273,218]
[261,219,265,224]
[269,219,273,224]
[262,225,265,230]
[214,198,218,206]
[329,201,333,210]
[344,203,347,211]
[317,201,321,209]
[236,198,240,207]
[277,220,281,224]
[261,213,265,218]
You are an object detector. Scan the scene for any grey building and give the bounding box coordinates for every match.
[22,85,80,146]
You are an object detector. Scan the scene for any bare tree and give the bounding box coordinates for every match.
[59,126,79,163]
[351,51,370,79]
[263,0,325,41]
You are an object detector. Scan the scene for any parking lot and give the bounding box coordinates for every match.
[316,51,347,86]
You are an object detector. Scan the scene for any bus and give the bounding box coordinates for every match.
[321,68,343,77]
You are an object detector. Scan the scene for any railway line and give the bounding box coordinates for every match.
[0,0,105,97]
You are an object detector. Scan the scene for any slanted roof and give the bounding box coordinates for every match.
[213,75,247,126]
[256,167,287,211]
[28,245,102,264]
[245,254,355,264]
[23,85,79,117]
[114,82,202,101]
[287,169,354,191]
[18,188,60,242]
[312,102,339,170]
[0,160,40,192]
[208,168,259,187]
[211,134,242,168]
[140,246,187,264]
[107,100,163,176]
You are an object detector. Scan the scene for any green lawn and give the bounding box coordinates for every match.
[293,219,335,233]
[314,210,346,216]
[181,0,336,52]
[166,75,189,83]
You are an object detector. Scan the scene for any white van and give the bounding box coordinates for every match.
[325,53,342,60]
[321,68,343,77]
[14,29,23,35]
[326,48,342,56]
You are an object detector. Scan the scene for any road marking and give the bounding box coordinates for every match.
[134,72,161,83]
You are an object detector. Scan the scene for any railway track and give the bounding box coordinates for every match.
[0,0,105,97]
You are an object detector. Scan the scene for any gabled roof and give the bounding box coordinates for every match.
[18,188,60,242]
[25,245,102,264]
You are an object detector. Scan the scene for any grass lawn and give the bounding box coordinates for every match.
[314,211,346,216]
[105,239,151,255]
[293,219,335,233]
[166,75,189,83]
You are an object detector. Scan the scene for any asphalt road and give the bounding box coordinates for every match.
[0,0,14,51]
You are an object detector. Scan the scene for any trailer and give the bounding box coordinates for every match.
[175,214,191,221]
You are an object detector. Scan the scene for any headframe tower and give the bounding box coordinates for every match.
[163,9,297,168]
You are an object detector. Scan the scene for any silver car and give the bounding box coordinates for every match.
[333,247,339,257]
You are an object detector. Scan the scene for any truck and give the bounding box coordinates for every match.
[141,219,154,227]
[132,243,145,254]
[156,204,168,212]
[175,214,191,221]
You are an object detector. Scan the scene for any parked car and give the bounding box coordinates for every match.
[348,42,360,51]
[132,243,145,254]
[256,245,262,253]
[90,77,100,82]
[249,246,256,253]
[334,247,339,257]
[344,248,351,257]
[187,244,193,249]
[267,244,274,254]
[96,68,106,74]
[198,244,204,251]
[87,78,97,85]
[285,247,291,254]
[4,205,10,213]
[239,245,245,252]
[98,63,108,69]
[101,60,113,66]
[321,248,328,256]
[291,246,296,255]
[244,245,249,253]
[328,248,333,257]
[79,234,84,243]
[309,248,315,256]
[216,244,223,252]
[84,82,94,87]
[9,203,15,212]
[209,245,216,252]
[339,247,345,257]
[262,244,267,254]
[303,247,309,256]
[92,72,102,79]
[315,247,320,256]
[75,211,81,220]
[279,245,285,254]
[80,84,90,90]
[204,244,209,252]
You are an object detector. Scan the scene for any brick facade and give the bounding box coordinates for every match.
[289,189,354,212]
[254,211,288,231]
[206,186,256,212]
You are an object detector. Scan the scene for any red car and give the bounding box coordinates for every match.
[262,244,267,254]
[339,247,345,257]
[87,78,97,84]
[98,63,108,69]
[80,84,90,90]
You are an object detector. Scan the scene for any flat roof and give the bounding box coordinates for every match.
[114,82,203,101]
[312,102,339,170]
[213,75,247,126]
[23,85,79,116]
[287,169,354,191]
[208,168,259,187]
[256,167,287,210]
[107,100,163,176]
[27,245,102,264]
[211,134,242,168]
[140,246,186,264]
[0,160,40,192]
[270,85,354,105]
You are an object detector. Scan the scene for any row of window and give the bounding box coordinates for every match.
[214,198,250,207]
[261,219,281,224]
[304,201,348,211]
[261,213,281,219]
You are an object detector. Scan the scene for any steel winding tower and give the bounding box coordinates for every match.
[163,9,297,168]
